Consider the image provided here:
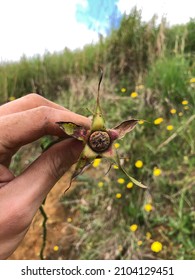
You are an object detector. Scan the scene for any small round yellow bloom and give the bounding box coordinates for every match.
[135,160,143,168]
[184,156,189,163]
[178,112,183,117]
[8,96,16,101]
[86,242,92,250]
[154,117,164,125]
[146,232,152,240]
[93,158,101,167]
[113,164,119,169]
[117,178,125,184]
[170,108,176,114]
[151,241,163,253]
[118,245,123,252]
[166,125,174,131]
[53,245,59,251]
[136,84,144,90]
[114,143,120,149]
[184,106,189,110]
[126,182,133,189]
[129,224,138,232]
[116,193,122,199]
[130,91,138,98]
[189,77,195,83]
[153,168,162,176]
[144,203,153,212]
[137,240,143,246]
[98,181,104,187]
[67,217,72,223]
[121,87,126,93]
[182,100,188,105]
[138,120,145,124]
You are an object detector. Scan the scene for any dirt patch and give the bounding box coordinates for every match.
[8,175,78,260]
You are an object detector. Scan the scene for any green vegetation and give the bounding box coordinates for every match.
[1,9,195,260]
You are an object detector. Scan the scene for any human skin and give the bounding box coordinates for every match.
[0,93,90,259]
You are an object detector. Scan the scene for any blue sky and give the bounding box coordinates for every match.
[0,0,194,62]
[76,0,122,35]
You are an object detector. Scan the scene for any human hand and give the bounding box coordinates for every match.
[0,93,90,259]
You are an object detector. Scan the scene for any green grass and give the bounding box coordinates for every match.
[1,10,195,260]
[58,73,194,260]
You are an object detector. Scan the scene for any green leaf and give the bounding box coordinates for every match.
[64,144,98,192]
[115,150,148,189]
[57,122,87,141]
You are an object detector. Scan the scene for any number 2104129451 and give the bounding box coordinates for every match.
[114,266,174,276]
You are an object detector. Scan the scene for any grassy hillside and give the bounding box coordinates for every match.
[1,10,195,259]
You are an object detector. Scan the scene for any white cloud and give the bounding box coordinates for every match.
[0,0,194,62]
[117,0,195,25]
[0,0,98,62]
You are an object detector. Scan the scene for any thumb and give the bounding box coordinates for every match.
[3,138,83,219]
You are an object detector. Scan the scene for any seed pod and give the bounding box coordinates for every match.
[57,67,147,192]
[88,131,111,152]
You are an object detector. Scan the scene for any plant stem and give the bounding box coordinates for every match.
[39,198,48,260]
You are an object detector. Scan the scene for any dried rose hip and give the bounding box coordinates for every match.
[57,68,147,191]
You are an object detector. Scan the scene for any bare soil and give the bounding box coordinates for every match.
[8,175,78,260]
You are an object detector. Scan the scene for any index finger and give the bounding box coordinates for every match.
[0,93,68,116]
[0,106,91,151]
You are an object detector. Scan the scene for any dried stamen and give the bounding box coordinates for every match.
[89,131,111,153]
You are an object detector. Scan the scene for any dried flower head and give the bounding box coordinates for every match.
[57,67,147,192]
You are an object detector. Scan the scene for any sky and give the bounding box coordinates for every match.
[0,0,194,62]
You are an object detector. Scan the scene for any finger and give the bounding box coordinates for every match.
[0,106,91,151]
[0,93,68,116]
[0,164,15,188]
[0,139,83,223]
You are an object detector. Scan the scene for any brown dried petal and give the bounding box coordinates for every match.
[112,119,138,139]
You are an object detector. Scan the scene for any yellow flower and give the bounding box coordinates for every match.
[67,217,72,223]
[146,232,152,240]
[121,87,126,93]
[98,181,104,187]
[93,158,101,167]
[151,241,163,253]
[154,117,164,125]
[116,193,122,199]
[114,143,120,149]
[184,106,189,110]
[189,77,195,83]
[170,108,176,114]
[136,84,144,90]
[130,91,138,98]
[144,203,153,212]
[184,156,189,163]
[135,160,143,168]
[113,164,119,169]
[8,96,16,101]
[117,245,123,252]
[86,242,92,250]
[182,100,188,105]
[129,224,138,232]
[53,245,59,252]
[167,125,174,131]
[178,112,183,117]
[153,167,162,176]
[137,240,143,246]
[126,182,133,189]
[138,120,145,124]
[117,178,125,184]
